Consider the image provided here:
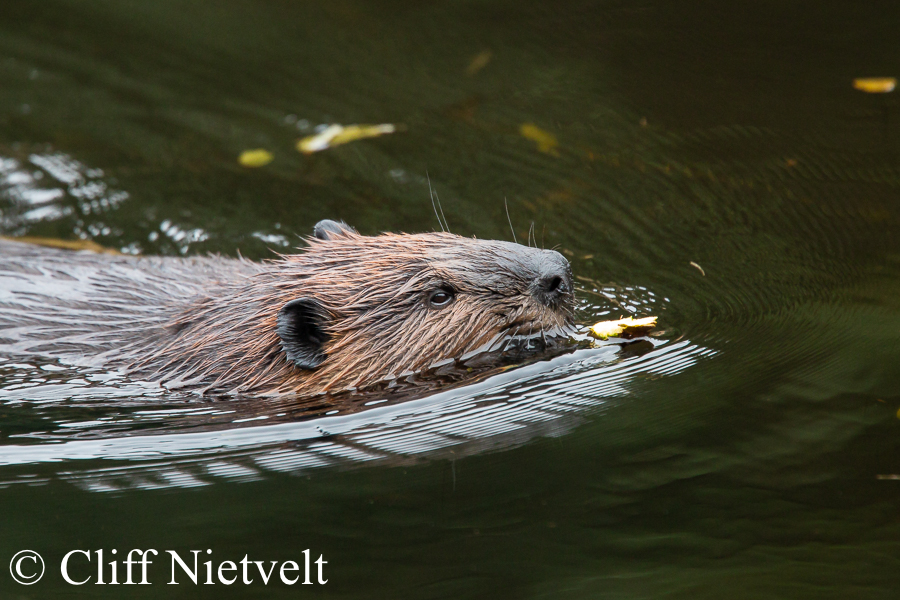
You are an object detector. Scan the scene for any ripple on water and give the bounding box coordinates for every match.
[0,335,714,492]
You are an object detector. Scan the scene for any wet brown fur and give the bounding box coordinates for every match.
[130,228,575,397]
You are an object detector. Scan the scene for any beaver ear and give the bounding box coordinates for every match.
[276,298,330,369]
[313,219,357,240]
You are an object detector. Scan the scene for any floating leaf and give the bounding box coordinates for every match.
[589,316,658,340]
[238,149,274,167]
[690,261,706,276]
[466,50,493,75]
[519,123,559,156]
[853,77,896,93]
[1,235,121,255]
[297,124,396,154]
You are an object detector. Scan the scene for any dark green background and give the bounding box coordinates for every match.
[1,0,900,598]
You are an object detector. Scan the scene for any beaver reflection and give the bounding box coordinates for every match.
[129,220,575,397]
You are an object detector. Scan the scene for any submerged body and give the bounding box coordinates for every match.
[0,221,575,398]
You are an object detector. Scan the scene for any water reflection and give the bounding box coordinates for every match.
[0,338,712,492]
[0,150,128,241]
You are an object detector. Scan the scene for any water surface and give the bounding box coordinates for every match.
[1,1,900,598]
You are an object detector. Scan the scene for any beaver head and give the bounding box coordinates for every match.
[139,220,575,397]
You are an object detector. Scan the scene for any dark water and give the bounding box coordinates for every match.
[1,0,900,597]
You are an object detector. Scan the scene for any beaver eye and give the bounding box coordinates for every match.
[427,287,455,309]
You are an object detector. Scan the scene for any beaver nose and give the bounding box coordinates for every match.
[534,251,574,307]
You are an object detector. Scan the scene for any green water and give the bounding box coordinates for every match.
[2,0,900,598]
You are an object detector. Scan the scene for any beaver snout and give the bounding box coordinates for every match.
[533,250,574,308]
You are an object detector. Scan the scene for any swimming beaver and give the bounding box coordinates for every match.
[0,220,574,397]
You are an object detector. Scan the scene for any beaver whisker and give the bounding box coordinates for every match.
[502,327,521,352]
[504,198,518,244]
[426,171,450,233]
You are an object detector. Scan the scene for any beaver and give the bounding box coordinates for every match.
[0,220,575,398]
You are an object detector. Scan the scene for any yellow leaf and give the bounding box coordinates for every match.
[297,124,396,154]
[853,77,897,93]
[519,123,560,156]
[238,149,274,167]
[466,50,493,75]
[589,316,658,340]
